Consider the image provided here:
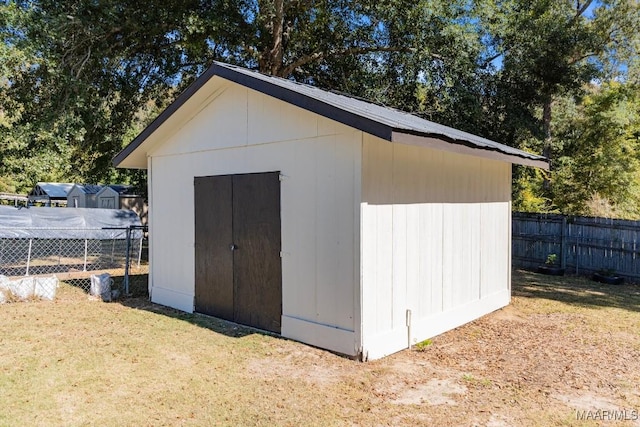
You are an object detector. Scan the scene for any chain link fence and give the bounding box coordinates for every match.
[0,226,148,302]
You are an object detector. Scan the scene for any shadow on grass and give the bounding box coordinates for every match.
[118,294,267,340]
[61,274,263,339]
[513,269,640,312]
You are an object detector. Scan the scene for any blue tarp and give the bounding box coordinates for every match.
[0,206,143,239]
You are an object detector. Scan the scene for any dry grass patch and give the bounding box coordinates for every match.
[1,271,640,426]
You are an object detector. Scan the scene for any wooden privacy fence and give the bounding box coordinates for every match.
[512,212,640,281]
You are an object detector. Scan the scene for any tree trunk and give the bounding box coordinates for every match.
[542,98,552,190]
[543,99,552,160]
[258,0,285,76]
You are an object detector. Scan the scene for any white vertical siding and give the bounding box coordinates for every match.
[361,134,512,360]
[360,138,394,337]
[420,205,444,315]
[147,84,362,356]
[480,201,511,295]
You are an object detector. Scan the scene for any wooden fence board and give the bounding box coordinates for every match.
[512,212,640,281]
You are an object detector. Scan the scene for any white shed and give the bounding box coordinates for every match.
[95,186,118,209]
[114,62,547,360]
[95,185,148,226]
[96,185,129,209]
[67,184,103,208]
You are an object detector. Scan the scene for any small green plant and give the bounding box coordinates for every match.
[538,253,565,275]
[413,339,433,351]
[462,373,493,387]
[462,373,475,382]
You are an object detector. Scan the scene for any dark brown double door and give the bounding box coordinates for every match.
[194,172,282,333]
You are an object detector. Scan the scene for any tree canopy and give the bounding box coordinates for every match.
[1,0,639,217]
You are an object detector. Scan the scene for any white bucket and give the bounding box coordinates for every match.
[90,273,114,302]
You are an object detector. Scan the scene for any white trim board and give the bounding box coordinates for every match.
[151,287,195,314]
[362,289,510,360]
[282,315,358,357]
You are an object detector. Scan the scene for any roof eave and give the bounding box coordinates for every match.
[392,131,549,170]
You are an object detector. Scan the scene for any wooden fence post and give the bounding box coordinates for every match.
[575,230,580,276]
[560,215,567,269]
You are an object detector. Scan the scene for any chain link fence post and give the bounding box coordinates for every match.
[124,226,131,296]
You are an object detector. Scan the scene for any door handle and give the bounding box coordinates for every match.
[230,244,238,251]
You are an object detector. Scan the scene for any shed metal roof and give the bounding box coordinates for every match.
[106,184,136,195]
[95,185,139,198]
[114,62,548,169]
[28,183,75,200]
[71,184,104,195]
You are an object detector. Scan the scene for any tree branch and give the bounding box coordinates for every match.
[575,0,593,18]
[280,45,416,77]
[269,0,285,75]
[74,46,91,78]
[480,52,503,69]
[571,0,594,24]
[568,51,598,65]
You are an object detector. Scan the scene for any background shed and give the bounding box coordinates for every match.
[28,182,74,206]
[114,62,547,360]
[96,185,147,225]
[67,184,104,208]
[96,185,129,209]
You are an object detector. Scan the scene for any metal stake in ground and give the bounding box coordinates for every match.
[124,226,131,295]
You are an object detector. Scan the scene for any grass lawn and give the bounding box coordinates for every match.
[1,271,640,426]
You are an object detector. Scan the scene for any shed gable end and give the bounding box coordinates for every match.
[150,81,355,158]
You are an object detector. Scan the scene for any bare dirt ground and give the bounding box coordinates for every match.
[241,271,640,426]
[247,270,640,426]
[1,270,639,426]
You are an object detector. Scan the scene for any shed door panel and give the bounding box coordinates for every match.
[194,172,281,334]
[232,172,282,333]
[194,175,234,320]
